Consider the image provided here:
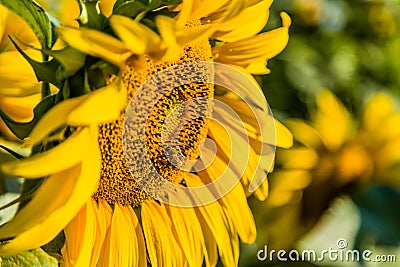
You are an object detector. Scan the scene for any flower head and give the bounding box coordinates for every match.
[0,0,291,266]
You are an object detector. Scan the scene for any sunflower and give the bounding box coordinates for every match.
[253,89,400,249]
[0,0,292,266]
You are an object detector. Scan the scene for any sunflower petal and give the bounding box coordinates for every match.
[25,96,85,147]
[277,147,319,170]
[127,206,147,267]
[0,165,81,241]
[62,199,97,267]
[26,79,126,147]
[91,200,112,267]
[190,0,230,20]
[175,0,193,28]
[109,16,148,55]
[0,94,40,121]
[166,205,206,267]
[212,0,272,42]
[142,201,185,266]
[2,128,90,178]
[0,50,41,97]
[253,180,269,201]
[0,5,7,39]
[176,25,214,46]
[56,26,131,66]
[185,176,237,266]
[67,79,127,126]
[194,201,237,266]
[107,204,138,266]
[198,155,257,244]
[0,135,100,256]
[212,12,290,73]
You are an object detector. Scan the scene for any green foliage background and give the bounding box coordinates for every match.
[242,0,400,266]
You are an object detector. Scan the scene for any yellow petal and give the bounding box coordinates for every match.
[25,96,85,147]
[96,201,113,267]
[175,25,214,46]
[245,60,271,75]
[253,179,269,201]
[67,79,127,126]
[213,0,247,23]
[0,50,41,96]
[274,119,294,148]
[127,206,147,267]
[219,183,257,244]
[62,199,97,267]
[221,206,240,264]
[155,16,183,61]
[277,147,319,170]
[2,128,90,178]
[89,200,112,267]
[194,201,237,266]
[362,92,394,131]
[109,15,148,55]
[0,94,40,121]
[212,0,272,42]
[56,26,131,66]
[199,217,218,267]
[141,201,185,266]
[208,119,267,190]
[197,154,256,243]
[212,12,290,72]
[269,170,312,191]
[0,160,96,256]
[190,0,230,19]
[166,205,206,267]
[26,79,126,147]
[314,89,352,151]
[0,5,7,40]
[0,130,100,257]
[185,176,237,266]
[175,0,193,28]
[107,204,139,267]
[285,119,322,148]
[0,165,81,241]
[35,0,79,26]
[267,170,312,206]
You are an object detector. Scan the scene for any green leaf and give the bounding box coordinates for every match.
[43,47,86,81]
[0,248,58,267]
[112,0,129,11]
[0,0,52,50]
[41,232,65,263]
[77,0,107,30]
[113,1,148,18]
[10,38,60,88]
[0,95,56,140]
[68,68,91,97]
[352,186,400,248]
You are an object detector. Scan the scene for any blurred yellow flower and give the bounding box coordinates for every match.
[269,89,400,205]
[0,5,43,140]
[0,1,292,266]
[255,89,400,248]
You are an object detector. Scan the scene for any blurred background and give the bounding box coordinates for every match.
[241,0,400,266]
